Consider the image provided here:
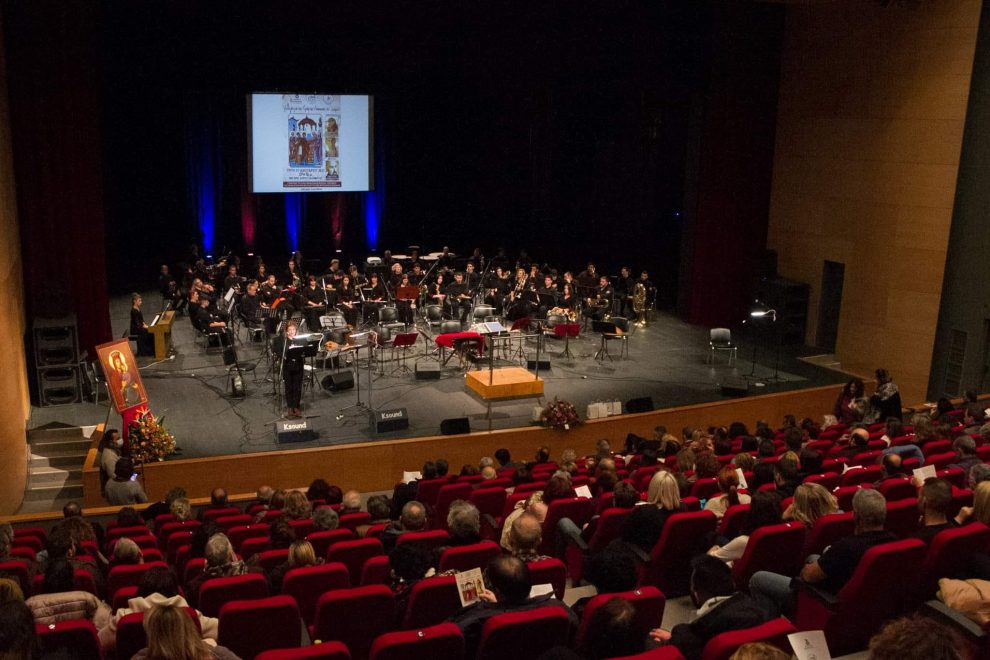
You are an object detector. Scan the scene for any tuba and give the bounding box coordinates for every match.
[632,283,647,326]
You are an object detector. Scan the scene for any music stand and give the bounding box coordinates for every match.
[592,320,618,362]
[390,332,419,374]
[554,322,580,359]
[337,331,375,423]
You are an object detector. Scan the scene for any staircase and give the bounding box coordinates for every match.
[21,422,94,513]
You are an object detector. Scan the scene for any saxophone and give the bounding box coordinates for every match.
[632,283,647,327]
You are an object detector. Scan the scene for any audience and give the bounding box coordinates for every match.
[185,533,251,607]
[133,603,240,660]
[357,494,392,537]
[708,491,782,566]
[25,557,111,629]
[0,601,36,660]
[381,501,428,553]
[704,466,750,520]
[312,506,340,532]
[111,537,144,565]
[506,513,551,563]
[867,615,966,660]
[910,478,954,544]
[268,539,322,594]
[782,483,839,527]
[446,501,482,547]
[105,458,148,505]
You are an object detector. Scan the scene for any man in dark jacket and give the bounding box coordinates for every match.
[653,555,771,660]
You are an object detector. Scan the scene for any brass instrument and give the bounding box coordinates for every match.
[632,282,648,327]
[549,306,577,322]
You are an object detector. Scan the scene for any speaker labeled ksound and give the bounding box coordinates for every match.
[373,408,409,434]
[275,418,317,443]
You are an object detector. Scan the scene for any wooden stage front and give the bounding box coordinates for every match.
[466,367,544,400]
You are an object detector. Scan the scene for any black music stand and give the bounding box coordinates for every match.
[390,332,419,375]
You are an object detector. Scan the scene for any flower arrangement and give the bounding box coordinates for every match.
[541,397,580,431]
[127,409,176,464]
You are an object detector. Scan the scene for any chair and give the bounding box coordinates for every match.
[731,522,807,590]
[218,595,302,660]
[327,538,385,586]
[257,548,291,573]
[574,586,667,650]
[35,619,101,660]
[415,478,450,508]
[358,554,390,587]
[307,529,357,559]
[885,498,920,538]
[717,504,751,540]
[475,606,572,660]
[228,523,270,553]
[876,477,916,502]
[618,649,686,660]
[396,530,450,551]
[539,497,594,555]
[112,585,138,611]
[438,541,501,573]
[841,465,882,486]
[803,472,841,491]
[0,560,32,594]
[108,561,168,597]
[256,644,352,660]
[434,483,473,531]
[402,575,462,629]
[370,622,465,660]
[917,522,990,598]
[339,512,372,532]
[525,558,567,600]
[241,536,272,559]
[699,617,797,660]
[312,585,396,659]
[603,316,631,359]
[282,562,350,626]
[288,518,316,539]
[564,507,632,584]
[158,519,201,544]
[640,511,719,597]
[115,611,150,660]
[922,440,953,457]
[802,511,855,556]
[708,328,737,366]
[794,539,927,655]
[11,536,42,554]
[197,572,269,617]
[469,487,507,520]
[926,452,958,470]
[690,477,722,501]
[832,485,867,512]
[202,506,242,522]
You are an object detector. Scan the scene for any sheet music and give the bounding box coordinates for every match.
[151,314,161,327]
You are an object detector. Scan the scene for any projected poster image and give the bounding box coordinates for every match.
[251,93,371,193]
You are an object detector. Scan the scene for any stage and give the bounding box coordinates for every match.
[28,292,850,460]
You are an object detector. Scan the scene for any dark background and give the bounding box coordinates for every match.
[4,0,784,354]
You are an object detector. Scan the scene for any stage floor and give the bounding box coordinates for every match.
[28,293,850,459]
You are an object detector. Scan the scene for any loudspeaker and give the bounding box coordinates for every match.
[321,371,354,391]
[415,362,441,380]
[526,358,551,370]
[37,366,82,406]
[229,371,246,398]
[275,418,317,443]
[626,397,654,414]
[440,417,470,435]
[373,408,409,433]
[720,380,749,397]
[33,316,78,367]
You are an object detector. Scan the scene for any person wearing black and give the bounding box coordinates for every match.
[395,273,416,325]
[464,262,480,290]
[129,293,155,356]
[260,274,281,306]
[364,273,387,324]
[585,275,614,321]
[223,265,243,294]
[616,266,635,316]
[484,267,508,312]
[446,271,472,323]
[191,292,232,346]
[239,281,263,330]
[537,275,559,318]
[336,275,360,327]
[273,320,305,419]
[302,275,327,329]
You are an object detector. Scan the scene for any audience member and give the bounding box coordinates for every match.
[704,466,750,520]
[494,448,520,469]
[170,497,193,522]
[733,453,756,472]
[949,436,981,475]
[185,533,251,608]
[391,461,437,518]
[357,495,392,537]
[580,597,647,659]
[869,369,902,423]
[98,565,217,651]
[783,483,838,527]
[106,458,148,505]
[446,501,482,547]
[750,488,894,617]
[339,490,362,514]
[653,555,771,660]
[133,603,240,660]
[388,541,439,620]
[143,486,187,524]
[709,491,782,565]
[834,378,866,425]
[25,557,111,629]
[0,523,14,562]
[0,577,23,604]
[448,556,577,657]
[867,615,965,660]
[729,642,791,660]
[268,539,322,594]
[506,513,551,563]
[112,537,144,565]
[501,492,548,550]
[0,601,36,660]
[281,491,312,521]
[312,506,339,532]
[381,501,428,553]
[306,478,332,503]
[910,478,954,544]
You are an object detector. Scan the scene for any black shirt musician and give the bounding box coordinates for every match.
[446,272,472,323]
[586,276,614,321]
[240,281,263,329]
[302,275,327,329]
[336,275,360,327]
[273,320,305,419]
[129,293,155,356]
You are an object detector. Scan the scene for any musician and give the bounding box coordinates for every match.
[464,261,480,289]
[446,271,472,323]
[396,273,416,325]
[336,274,360,327]
[428,272,447,308]
[382,249,395,270]
[468,247,484,270]
[585,275,614,321]
[483,267,508,311]
[506,268,536,321]
[528,264,541,283]
[272,320,305,419]
[191,291,232,346]
[223,265,243,294]
[409,262,425,285]
[388,262,404,290]
[284,260,303,289]
[577,262,598,289]
[260,274,281,306]
[616,266,635,316]
[302,275,327,329]
[239,281,263,331]
[536,275,558,318]
[558,283,578,310]
[438,246,455,269]
[129,293,155,356]
[159,264,184,314]
[256,262,269,282]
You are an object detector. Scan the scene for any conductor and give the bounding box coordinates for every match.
[274,320,305,418]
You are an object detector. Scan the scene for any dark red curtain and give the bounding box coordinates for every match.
[4,0,111,356]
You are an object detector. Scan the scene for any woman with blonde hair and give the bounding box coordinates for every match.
[281,490,313,521]
[268,539,322,593]
[134,603,238,660]
[646,470,681,511]
[783,482,839,526]
[955,480,990,526]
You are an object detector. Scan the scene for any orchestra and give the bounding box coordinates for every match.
[167,246,659,418]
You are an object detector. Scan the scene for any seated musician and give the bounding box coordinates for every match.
[260,273,281,306]
[577,262,598,289]
[558,283,578,311]
[239,281,263,329]
[483,267,508,312]
[429,272,447,309]
[409,262,425,285]
[190,291,232,345]
[349,264,367,288]
[446,271,472,323]
[537,275,559,318]
[302,275,327,329]
[616,266,635,316]
[256,262,269,282]
[192,277,228,321]
[336,274,360,327]
[158,264,184,314]
[129,293,156,356]
[388,262,404,290]
[284,259,303,290]
[364,273,387,323]
[584,275,614,321]
[223,264,243,293]
[464,261,480,289]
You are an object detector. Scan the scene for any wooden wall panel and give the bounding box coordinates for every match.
[0,14,30,515]
[767,0,981,403]
[82,383,851,506]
